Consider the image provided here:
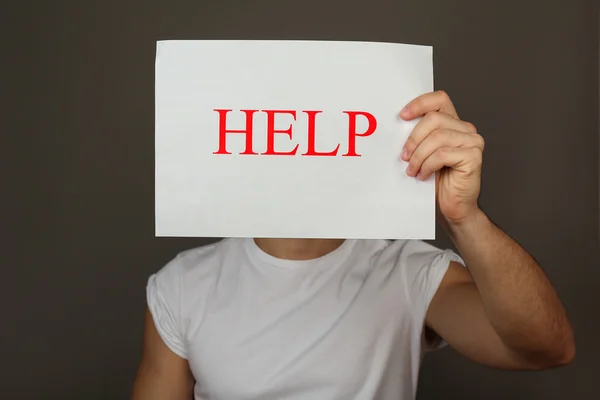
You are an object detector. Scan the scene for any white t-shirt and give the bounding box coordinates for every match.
[147,238,463,400]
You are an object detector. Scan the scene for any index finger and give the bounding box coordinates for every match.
[400,90,458,120]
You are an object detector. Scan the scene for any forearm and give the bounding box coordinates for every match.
[444,209,574,363]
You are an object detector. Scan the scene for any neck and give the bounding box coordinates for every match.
[253,238,346,261]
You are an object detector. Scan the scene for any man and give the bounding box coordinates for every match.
[132,91,575,400]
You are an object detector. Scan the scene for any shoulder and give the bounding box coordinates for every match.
[369,239,456,264]
[146,239,246,341]
[367,239,464,281]
[150,238,244,295]
[156,238,240,275]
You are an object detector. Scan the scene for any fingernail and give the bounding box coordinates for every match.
[401,106,410,118]
[406,166,413,176]
[401,147,408,160]
[417,171,425,180]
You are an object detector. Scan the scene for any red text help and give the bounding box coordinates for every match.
[213,109,378,157]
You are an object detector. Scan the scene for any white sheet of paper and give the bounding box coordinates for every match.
[155,40,435,239]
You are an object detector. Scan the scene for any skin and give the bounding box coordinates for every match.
[400,91,573,369]
[131,309,195,399]
[131,91,575,399]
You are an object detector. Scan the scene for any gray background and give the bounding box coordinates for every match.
[2,0,598,399]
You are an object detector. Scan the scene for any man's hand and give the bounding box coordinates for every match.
[400,91,575,370]
[400,91,485,224]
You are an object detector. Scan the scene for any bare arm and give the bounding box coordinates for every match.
[131,308,194,400]
[399,91,574,370]
[427,211,575,370]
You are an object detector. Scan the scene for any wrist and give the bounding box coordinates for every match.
[443,208,490,241]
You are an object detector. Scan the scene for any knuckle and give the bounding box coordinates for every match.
[464,122,477,132]
[430,129,444,141]
[424,111,442,126]
[471,147,483,163]
[474,133,485,149]
[447,129,461,141]
[422,112,434,124]
[437,90,450,100]
[435,146,451,158]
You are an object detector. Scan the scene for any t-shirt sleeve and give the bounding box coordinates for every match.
[401,241,465,351]
[146,256,188,359]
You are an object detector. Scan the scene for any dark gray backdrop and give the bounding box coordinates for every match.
[2,0,598,399]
